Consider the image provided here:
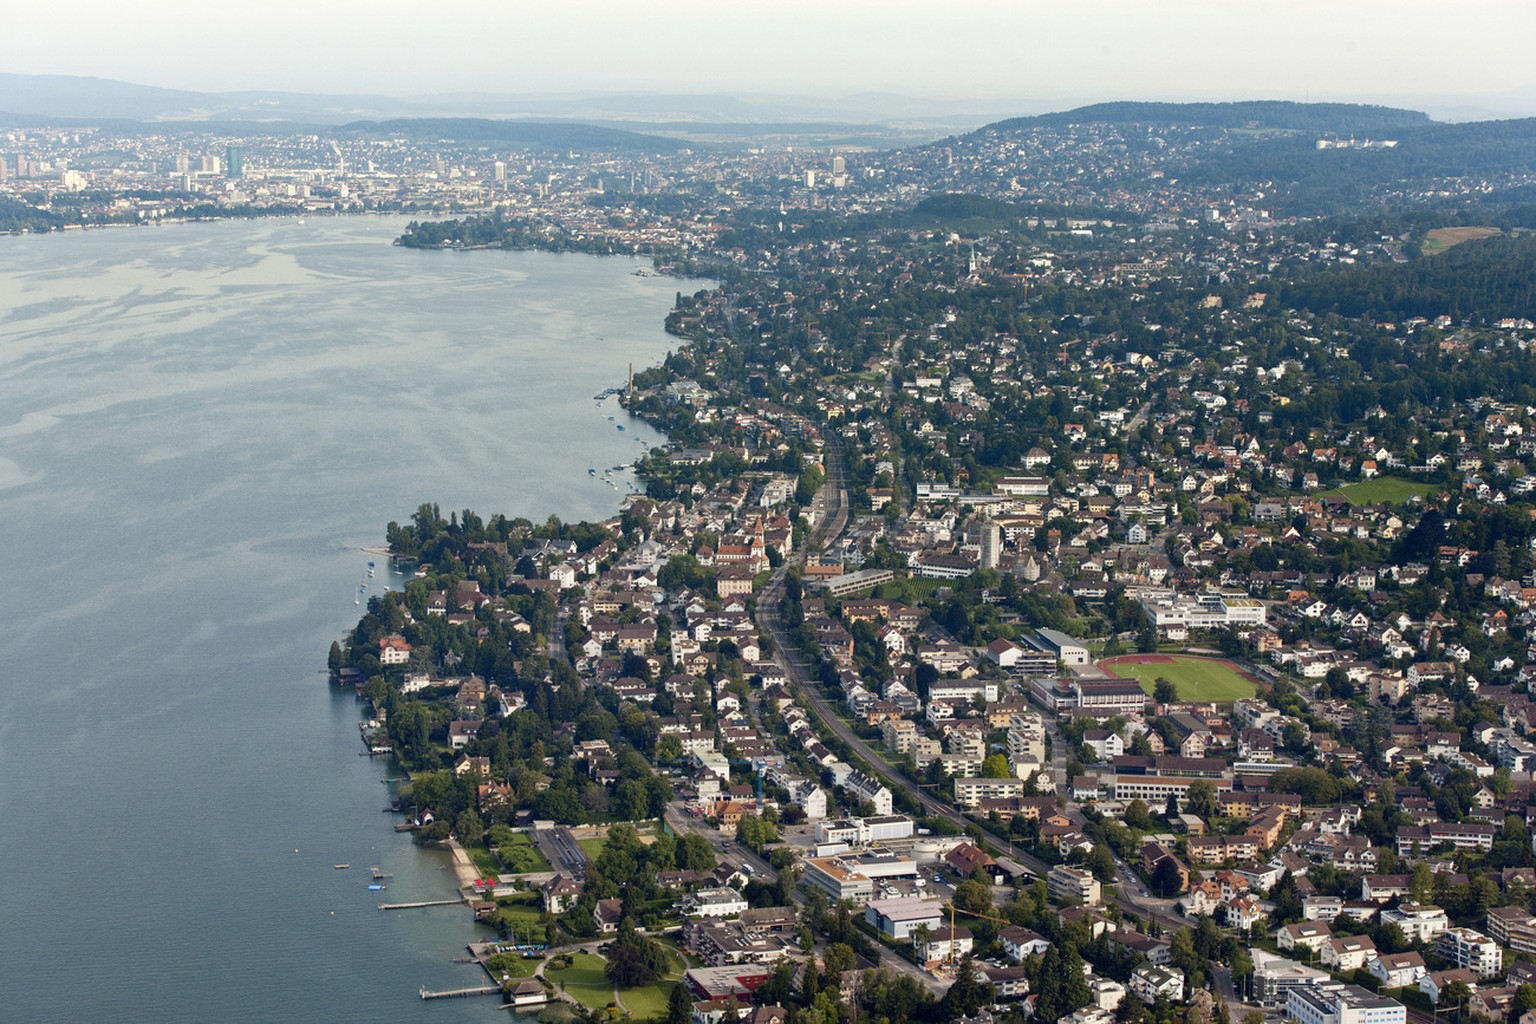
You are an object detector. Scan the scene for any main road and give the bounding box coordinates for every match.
[755,440,1187,934]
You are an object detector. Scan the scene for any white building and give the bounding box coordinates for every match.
[1433,927,1502,979]
[1048,864,1102,906]
[685,887,748,918]
[1251,950,1330,1008]
[1286,982,1405,1024]
[1129,964,1185,1004]
[1379,904,1448,944]
[864,896,944,941]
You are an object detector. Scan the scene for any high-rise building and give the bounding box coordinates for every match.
[225,144,244,179]
[978,517,1002,569]
[493,161,507,181]
[832,155,845,176]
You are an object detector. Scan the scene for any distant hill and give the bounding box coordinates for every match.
[981,100,1433,134]
[0,72,998,132]
[337,118,686,154]
[0,73,211,120]
[1177,116,1536,210]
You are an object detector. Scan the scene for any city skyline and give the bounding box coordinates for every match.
[5,1,1536,121]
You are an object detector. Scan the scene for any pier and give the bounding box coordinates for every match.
[420,985,501,1000]
[379,898,461,911]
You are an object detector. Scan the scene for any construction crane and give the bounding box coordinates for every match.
[944,901,1017,970]
[727,757,782,812]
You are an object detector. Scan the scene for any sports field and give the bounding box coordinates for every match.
[1099,654,1259,702]
[1318,476,1434,506]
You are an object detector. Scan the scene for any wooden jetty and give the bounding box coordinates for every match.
[419,985,500,1000]
[379,898,461,911]
[370,867,393,879]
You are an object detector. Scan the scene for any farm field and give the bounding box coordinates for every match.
[1099,654,1260,702]
[1421,226,1501,254]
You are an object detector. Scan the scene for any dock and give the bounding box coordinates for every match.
[370,867,393,879]
[379,899,461,911]
[420,985,501,1000]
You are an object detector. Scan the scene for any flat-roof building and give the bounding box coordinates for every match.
[1286,981,1405,1024]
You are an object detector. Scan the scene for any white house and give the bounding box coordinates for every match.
[1130,964,1185,1004]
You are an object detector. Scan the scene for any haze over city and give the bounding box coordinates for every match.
[5,0,1536,121]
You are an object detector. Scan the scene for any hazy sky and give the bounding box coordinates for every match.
[7,0,1536,115]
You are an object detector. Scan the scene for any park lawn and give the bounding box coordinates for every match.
[549,952,615,1011]
[623,981,679,1020]
[578,837,608,861]
[485,952,543,979]
[1105,656,1257,702]
[1319,476,1435,505]
[621,944,689,1020]
[655,937,702,970]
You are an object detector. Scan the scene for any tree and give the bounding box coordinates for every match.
[1152,856,1187,897]
[1410,861,1435,902]
[1124,798,1152,830]
[982,753,1011,779]
[953,879,993,916]
[667,983,693,1024]
[736,813,779,853]
[1511,983,1536,1020]
[454,808,485,846]
[1186,780,1219,821]
[1154,678,1178,704]
[1441,980,1473,1011]
[1085,844,1117,883]
[679,832,716,871]
[615,778,651,821]
[1034,946,1068,1023]
[823,942,856,977]
[940,955,993,1017]
[1170,928,1204,989]
[1062,946,1092,1012]
[605,923,668,987]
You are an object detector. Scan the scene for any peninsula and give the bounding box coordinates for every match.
[330,100,1536,1024]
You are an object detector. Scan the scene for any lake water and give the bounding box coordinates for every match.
[0,216,690,1022]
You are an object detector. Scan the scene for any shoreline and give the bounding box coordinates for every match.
[336,245,695,972]
[445,838,480,894]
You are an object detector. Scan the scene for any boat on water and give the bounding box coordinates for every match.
[616,424,625,431]
[368,883,387,891]
[334,864,350,869]
[588,468,596,475]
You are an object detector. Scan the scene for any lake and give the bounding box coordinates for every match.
[0,215,691,1022]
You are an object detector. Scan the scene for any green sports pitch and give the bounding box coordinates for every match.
[1099,654,1259,702]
